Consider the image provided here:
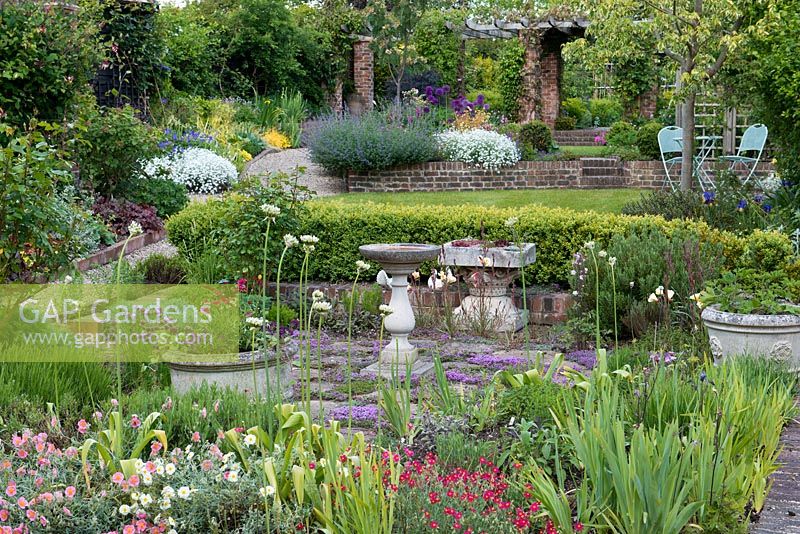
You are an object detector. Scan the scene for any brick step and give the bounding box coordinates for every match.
[580,157,620,167]
[582,168,622,177]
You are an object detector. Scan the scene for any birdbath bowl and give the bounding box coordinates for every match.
[359,243,440,378]
[441,240,536,333]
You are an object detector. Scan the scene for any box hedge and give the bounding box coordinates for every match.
[166,200,787,285]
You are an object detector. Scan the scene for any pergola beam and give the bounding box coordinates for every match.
[455,17,589,40]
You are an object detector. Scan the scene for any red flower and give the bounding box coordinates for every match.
[574,522,584,532]
[429,521,439,529]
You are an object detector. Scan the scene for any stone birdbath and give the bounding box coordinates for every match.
[358,243,440,377]
[441,240,536,333]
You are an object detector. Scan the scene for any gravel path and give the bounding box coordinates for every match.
[244,148,345,197]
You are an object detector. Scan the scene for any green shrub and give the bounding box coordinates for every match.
[589,98,623,127]
[307,112,437,174]
[117,177,189,219]
[606,121,638,147]
[236,130,268,157]
[169,199,758,285]
[0,1,101,129]
[738,229,794,272]
[137,254,186,284]
[561,97,588,121]
[635,121,663,160]
[496,381,563,424]
[73,103,158,197]
[166,173,306,278]
[553,116,577,130]
[519,120,553,156]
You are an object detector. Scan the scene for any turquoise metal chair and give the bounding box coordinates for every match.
[658,126,683,190]
[720,123,768,185]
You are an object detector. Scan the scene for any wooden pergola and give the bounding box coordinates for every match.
[446,18,589,125]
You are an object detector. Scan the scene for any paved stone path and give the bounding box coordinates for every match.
[751,400,800,533]
[244,147,345,197]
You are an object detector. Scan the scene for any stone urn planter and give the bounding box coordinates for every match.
[701,306,800,370]
[441,240,536,333]
[167,347,295,397]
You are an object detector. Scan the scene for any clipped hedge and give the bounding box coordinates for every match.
[166,199,790,285]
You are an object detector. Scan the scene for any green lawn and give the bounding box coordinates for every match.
[319,188,645,213]
[558,145,608,157]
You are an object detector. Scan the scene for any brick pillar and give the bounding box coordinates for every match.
[540,46,562,127]
[518,30,543,124]
[351,37,374,115]
[637,85,658,120]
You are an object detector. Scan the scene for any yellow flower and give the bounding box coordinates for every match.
[239,149,253,162]
[262,129,292,149]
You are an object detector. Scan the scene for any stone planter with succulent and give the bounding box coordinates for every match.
[699,269,800,370]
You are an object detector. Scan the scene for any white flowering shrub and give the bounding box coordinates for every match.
[142,148,238,194]
[436,129,520,170]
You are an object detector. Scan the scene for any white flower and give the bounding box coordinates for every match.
[598,250,607,258]
[160,498,171,511]
[312,289,325,301]
[629,281,635,289]
[118,504,131,515]
[505,216,519,228]
[411,270,420,281]
[356,260,370,272]
[572,290,578,296]
[648,293,659,303]
[260,486,276,498]
[312,300,332,314]
[283,234,299,248]
[570,270,577,276]
[245,317,264,328]
[300,235,319,244]
[177,486,192,500]
[689,293,705,309]
[243,434,257,447]
[161,486,175,499]
[165,463,176,476]
[63,275,73,284]
[140,493,153,507]
[141,148,238,194]
[478,256,493,268]
[446,271,457,285]
[665,289,675,301]
[608,257,617,267]
[141,472,153,486]
[227,471,239,482]
[379,304,394,316]
[156,464,165,476]
[584,241,595,250]
[436,129,521,170]
[261,204,281,218]
[655,285,664,296]
[128,221,143,237]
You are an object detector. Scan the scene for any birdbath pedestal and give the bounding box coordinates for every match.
[441,240,536,333]
[358,243,439,378]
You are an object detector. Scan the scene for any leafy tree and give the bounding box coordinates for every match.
[573,0,765,190]
[413,10,465,90]
[367,0,430,105]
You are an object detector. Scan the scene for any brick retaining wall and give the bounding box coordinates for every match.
[346,160,775,193]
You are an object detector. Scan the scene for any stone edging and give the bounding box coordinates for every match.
[75,229,166,272]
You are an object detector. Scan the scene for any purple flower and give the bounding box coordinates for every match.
[703,191,715,204]
[423,106,430,114]
[737,199,748,210]
[754,193,764,203]
[564,350,597,369]
[649,351,676,365]
[763,203,773,213]
[434,87,445,97]
[445,370,487,385]
[330,404,380,424]
[483,104,490,111]
[466,354,527,370]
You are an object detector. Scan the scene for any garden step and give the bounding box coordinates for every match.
[554,128,606,146]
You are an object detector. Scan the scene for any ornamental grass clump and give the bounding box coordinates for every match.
[142,147,238,194]
[437,129,520,170]
[307,112,437,174]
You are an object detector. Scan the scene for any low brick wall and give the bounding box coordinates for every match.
[270,282,573,326]
[75,229,166,271]
[346,160,776,193]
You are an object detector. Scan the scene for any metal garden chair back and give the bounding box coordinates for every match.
[658,126,683,190]
[720,123,768,185]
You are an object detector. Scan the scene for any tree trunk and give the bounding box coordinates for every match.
[680,92,696,190]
